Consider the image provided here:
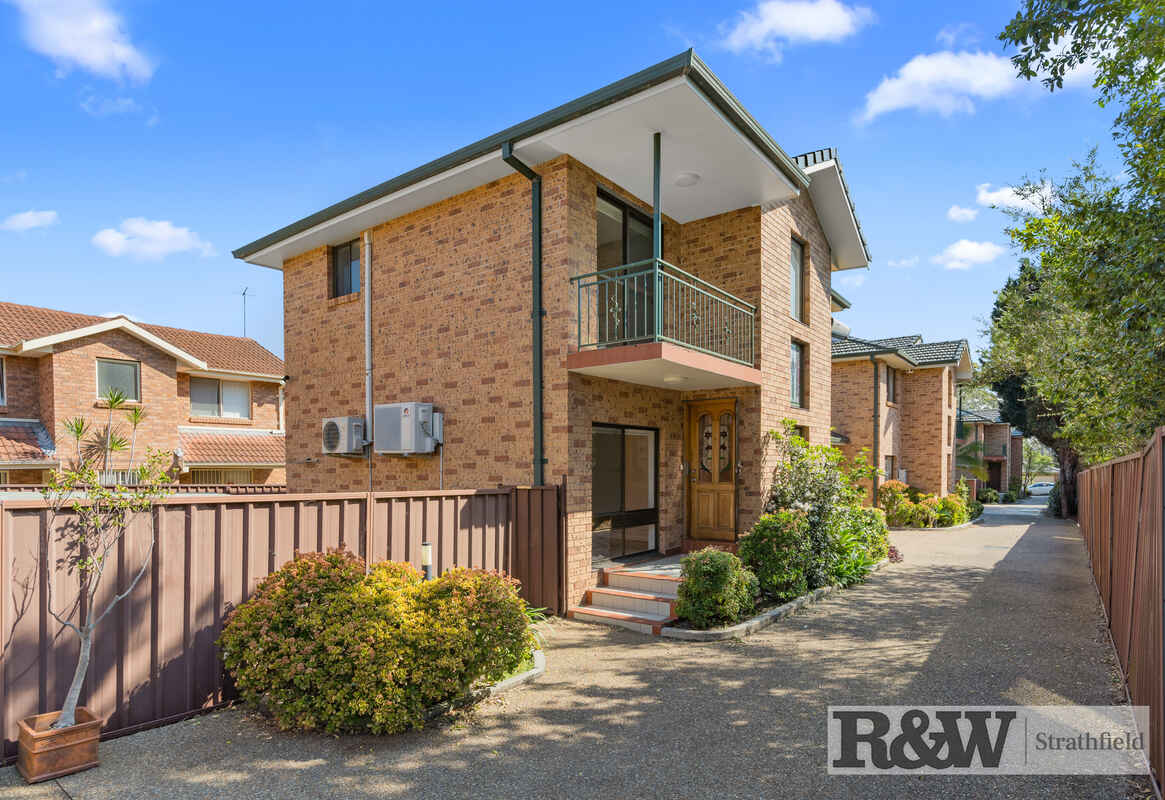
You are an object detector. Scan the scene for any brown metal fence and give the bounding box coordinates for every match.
[0,485,564,763]
[1078,426,1165,784]
[0,484,288,495]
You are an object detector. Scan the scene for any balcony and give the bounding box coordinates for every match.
[567,259,761,390]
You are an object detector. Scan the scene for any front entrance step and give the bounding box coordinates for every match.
[567,605,675,636]
[683,538,738,554]
[602,567,681,598]
[586,586,677,618]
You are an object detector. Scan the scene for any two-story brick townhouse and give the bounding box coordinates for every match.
[0,302,286,486]
[233,50,870,607]
[831,333,972,502]
[956,407,1023,494]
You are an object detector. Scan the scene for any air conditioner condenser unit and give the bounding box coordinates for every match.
[321,416,365,455]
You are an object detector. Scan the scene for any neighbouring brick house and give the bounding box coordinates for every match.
[0,302,286,486]
[830,333,972,502]
[233,50,871,617]
[956,407,1023,494]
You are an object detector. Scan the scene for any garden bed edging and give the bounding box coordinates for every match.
[660,559,891,642]
[422,649,546,721]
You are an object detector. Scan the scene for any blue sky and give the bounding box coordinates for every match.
[0,0,1119,360]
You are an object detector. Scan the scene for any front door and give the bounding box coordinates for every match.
[687,400,737,541]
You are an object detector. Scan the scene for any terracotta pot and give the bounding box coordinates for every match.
[16,707,101,783]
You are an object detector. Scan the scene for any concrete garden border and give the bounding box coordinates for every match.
[888,516,984,533]
[423,649,546,721]
[660,560,891,642]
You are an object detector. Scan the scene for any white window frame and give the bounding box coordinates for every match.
[189,377,252,419]
[190,468,254,485]
[96,358,141,402]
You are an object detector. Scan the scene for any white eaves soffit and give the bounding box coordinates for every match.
[802,159,868,270]
[243,77,800,269]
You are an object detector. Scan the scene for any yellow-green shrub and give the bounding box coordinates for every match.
[220,553,534,734]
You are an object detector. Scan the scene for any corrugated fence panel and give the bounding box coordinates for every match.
[1079,428,1165,787]
[0,486,564,763]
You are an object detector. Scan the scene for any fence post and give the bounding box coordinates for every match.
[559,475,568,617]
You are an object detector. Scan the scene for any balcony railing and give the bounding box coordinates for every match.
[571,258,756,367]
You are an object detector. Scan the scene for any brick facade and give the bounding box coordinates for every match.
[1,331,284,484]
[280,154,836,603]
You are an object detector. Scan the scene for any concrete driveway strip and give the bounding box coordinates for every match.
[1,498,1153,799]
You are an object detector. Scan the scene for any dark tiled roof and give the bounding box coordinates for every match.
[0,302,284,376]
[0,420,56,465]
[833,333,969,367]
[871,335,922,349]
[179,429,285,466]
[959,407,1004,424]
[900,339,966,365]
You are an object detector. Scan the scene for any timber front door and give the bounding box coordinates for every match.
[687,399,737,541]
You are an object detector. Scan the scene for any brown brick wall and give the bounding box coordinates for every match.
[898,365,956,496]
[831,357,904,502]
[280,154,836,603]
[0,356,41,419]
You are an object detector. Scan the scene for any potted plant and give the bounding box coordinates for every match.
[17,392,172,783]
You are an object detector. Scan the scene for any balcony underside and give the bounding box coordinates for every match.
[566,342,761,391]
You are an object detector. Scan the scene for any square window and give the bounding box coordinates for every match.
[190,377,250,419]
[97,358,140,401]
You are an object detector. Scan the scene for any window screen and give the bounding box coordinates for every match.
[97,359,140,401]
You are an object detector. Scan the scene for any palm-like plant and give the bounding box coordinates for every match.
[955,439,988,481]
[99,387,128,471]
[125,406,147,470]
[60,417,90,470]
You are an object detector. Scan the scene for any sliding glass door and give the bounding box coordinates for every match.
[591,424,658,562]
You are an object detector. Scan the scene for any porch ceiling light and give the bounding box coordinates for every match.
[674,171,701,187]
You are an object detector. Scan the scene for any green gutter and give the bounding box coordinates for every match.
[233,49,810,261]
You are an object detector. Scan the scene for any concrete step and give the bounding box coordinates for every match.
[603,569,681,598]
[586,586,676,618]
[568,604,675,636]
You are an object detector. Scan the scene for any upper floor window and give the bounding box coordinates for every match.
[790,340,806,408]
[0,357,6,405]
[330,239,361,298]
[790,238,806,322]
[597,191,654,270]
[97,358,140,402]
[190,377,251,419]
[885,365,897,404]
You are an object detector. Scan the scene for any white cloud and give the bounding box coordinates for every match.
[92,218,215,260]
[886,256,918,268]
[838,272,865,289]
[936,22,978,48]
[946,204,978,222]
[4,0,153,82]
[80,93,140,116]
[720,0,874,60]
[860,50,1018,122]
[930,239,1005,270]
[1,209,59,231]
[975,182,1053,213]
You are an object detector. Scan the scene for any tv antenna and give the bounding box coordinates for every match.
[241,287,250,337]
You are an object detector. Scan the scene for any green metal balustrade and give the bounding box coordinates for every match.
[571,258,756,367]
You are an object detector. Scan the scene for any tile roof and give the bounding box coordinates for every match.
[832,333,969,368]
[959,407,1004,424]
[179,429,285,466]
[0,302,283,376]
[899,339,966,365]
[0,420,56,465]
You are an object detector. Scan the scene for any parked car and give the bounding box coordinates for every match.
[1028,481,1055,496]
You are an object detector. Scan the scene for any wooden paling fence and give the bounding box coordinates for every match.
[0,485,565,763]
[1078,426,1165,784]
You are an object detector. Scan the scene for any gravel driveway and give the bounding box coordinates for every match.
[1,499,1153,799]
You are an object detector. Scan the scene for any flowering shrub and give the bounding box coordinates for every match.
[936,495,969,527]
[911,496,941,528]
[220,552,534,734]
[676,548,758,629]
[738,510,810,601]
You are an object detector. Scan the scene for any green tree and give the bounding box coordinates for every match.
[1022,439,1056,490]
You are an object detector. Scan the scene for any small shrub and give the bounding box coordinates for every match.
[886,497,916,528]
[676,548,758,629]
[978,487,1000,504]
[877,480,910,520]
[1000,491,1017,504]
[738,510,810,601]
[954,476,971,506]
[911,496,941,528]
[830,506,889,562]
[1046,481,1063,517]
[830,526,876,587]
[936,495,969,527]
[220,554,534,735]
[968,498,984,520]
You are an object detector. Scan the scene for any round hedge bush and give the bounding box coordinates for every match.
[738,510,810,601]
[219,550,534,734]
[675,547,758,629]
